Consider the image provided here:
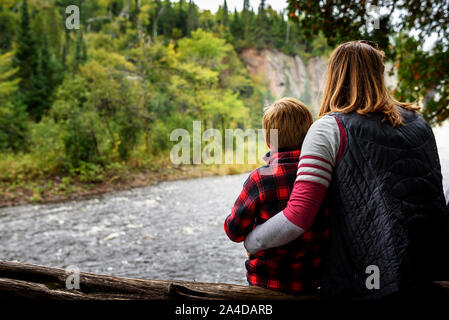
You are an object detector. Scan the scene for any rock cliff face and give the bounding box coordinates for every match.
[240,48,327,115]
[240,48,397,116]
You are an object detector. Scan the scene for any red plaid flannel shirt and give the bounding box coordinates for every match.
[224,146,330,294]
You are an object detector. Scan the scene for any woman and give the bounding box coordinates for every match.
[244,41,449,299]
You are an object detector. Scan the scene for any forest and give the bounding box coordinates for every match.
[1,0,330,204]
[0,0,447,205]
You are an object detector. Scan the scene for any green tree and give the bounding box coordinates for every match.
[0,52,19,103]
[287,0,389,49]
[32,6,64,58]
[175,30,249,128]
[243,0,250,12]
[159,0,177,38]
[394,35,449,125]
[73,31,88,74]
[63,109,101,168]
[187,0,200,36]
[242,0,255,47]
[175,0,188,36]
[0,3,17,53]
[0,103,28,152]
[230,9,243,43]
[255,0,271,49]
[269,9,286,50]
[11,0,60,121]
[0,51,28,151]
[218,0,229,26]
[38,34,63,112]
[186,0,200,35]
[287,0,449,124]
[14,0,39,118]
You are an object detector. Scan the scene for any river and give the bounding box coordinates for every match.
[1,124,449,286]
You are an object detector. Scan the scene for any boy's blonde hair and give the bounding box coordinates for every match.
[263,97,313,148]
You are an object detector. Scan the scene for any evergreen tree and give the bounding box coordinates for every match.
[242,0,251,25]
[73,31,87,74]
[270,9,286,50]
[150,0,163,37]
[0,5,16,53]
[81,36,87,62]
[243,0,250,12]
[0,52,19,104]
[176,0,188,36]
[242,0,255,47]
[159,0,176,37]
[15,0,37,92]
[32,7,63,59]
[61,31,71,68]
[186,0,200,35]
[20,34,60,121]
[259,0,266,14]
[39,34,63,108]
[28,53,48,121]
[230,9,243,41]
[14,0,41,120]
[221,0,229,26]
[255,0,270,48]
[0,51,28,151]
[130,0,141,28]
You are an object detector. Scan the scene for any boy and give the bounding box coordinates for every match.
[224,97,329,294]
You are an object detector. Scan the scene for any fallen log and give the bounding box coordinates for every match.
[0,261,315,300]
[1,261,448,300]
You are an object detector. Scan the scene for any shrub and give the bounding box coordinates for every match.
[0,103,28,152]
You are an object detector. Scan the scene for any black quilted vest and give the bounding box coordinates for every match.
[320,108,449,299]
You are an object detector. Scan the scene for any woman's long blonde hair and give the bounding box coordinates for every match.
[319,41,419,126]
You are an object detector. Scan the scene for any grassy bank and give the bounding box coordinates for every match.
[0,154,259,208]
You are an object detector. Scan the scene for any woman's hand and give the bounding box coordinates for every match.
[244,239,250,257]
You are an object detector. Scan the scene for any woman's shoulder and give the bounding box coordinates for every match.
[310,114,340,130]
[307,114,342,140]
[396,105,422,122]
[302,115,344,166]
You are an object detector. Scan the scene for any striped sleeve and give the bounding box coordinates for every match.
[283,115,346,229]
[296,115,343,187]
